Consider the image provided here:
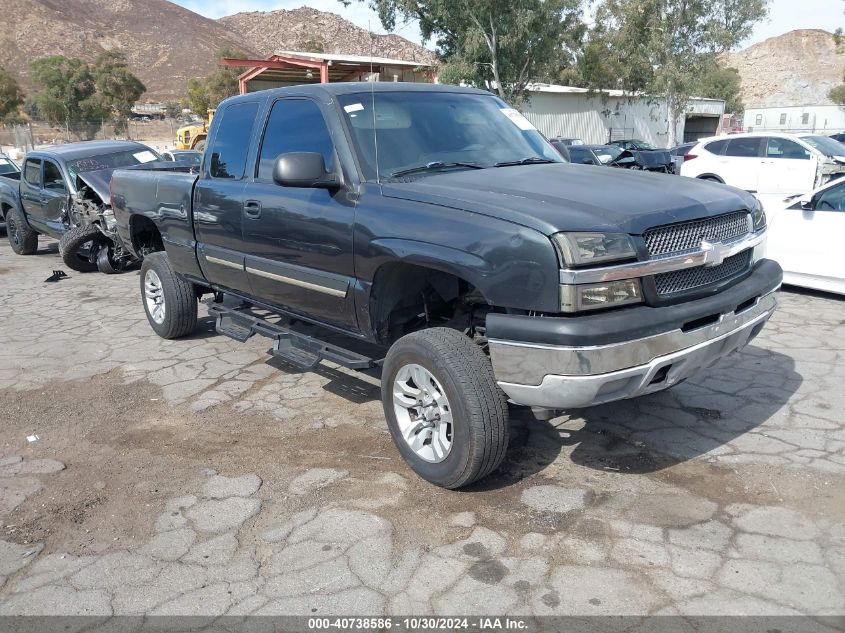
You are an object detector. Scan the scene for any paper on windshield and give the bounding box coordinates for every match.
[0,159,10,166]
[133,150,158,163]
[344,103,365,113]
[499,108,536,131]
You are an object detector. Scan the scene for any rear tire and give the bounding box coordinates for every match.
[59,225,102,272]
[140,252,197,339]
[381,327,509,489]
[6,209,38,255]
[194,139,206,153]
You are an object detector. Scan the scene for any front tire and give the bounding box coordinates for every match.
[381,327,509,489]
[140,252,197,339]
[59,225,102,272]
[6,209,38,255]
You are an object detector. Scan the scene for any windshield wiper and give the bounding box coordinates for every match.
[493,157,557,167]
[390,161,484,178]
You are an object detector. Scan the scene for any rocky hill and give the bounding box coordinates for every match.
[0,1,434,101]
[723,29,845,108]
[218,7,436,65]
[0,0,259,100]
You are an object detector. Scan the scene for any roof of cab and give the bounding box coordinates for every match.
[219,81,497,107]
[29,140,153,161]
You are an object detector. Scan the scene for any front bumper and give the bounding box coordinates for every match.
[487,259,782,409]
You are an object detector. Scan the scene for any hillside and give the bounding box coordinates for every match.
[723,29,845,108]
[0,0,260,100]
[218,7,436,65]
[0,1,434,102]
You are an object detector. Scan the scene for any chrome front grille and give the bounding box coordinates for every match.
[644,211,751,257]
[654,250,752,296]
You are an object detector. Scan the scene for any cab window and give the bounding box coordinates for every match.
[43,161,66,192]
[208,102,259,180]
[256,98,335,181]
[23,159,41,187]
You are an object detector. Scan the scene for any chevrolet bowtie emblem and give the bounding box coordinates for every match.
[701,240,729,267]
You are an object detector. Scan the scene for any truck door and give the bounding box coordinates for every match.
[241,97,358,331]
[39,159,70,236]
[19,158,43,229]
[758,137,817,196]
[193,101,260,293]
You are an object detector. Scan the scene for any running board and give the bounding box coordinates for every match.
[208,302,375,371]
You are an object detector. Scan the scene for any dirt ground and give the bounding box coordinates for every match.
[0,237,843,621]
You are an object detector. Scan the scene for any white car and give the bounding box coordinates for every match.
[680,132,845,196]
[761,177,845,295]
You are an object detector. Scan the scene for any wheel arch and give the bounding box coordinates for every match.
[697,173,725,183]
[367,257,492,345]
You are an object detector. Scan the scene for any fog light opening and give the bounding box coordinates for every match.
[649,365,671,385]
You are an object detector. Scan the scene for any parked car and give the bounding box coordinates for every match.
[670,143,697,174]
[610,148,674,173]
[760,177,845,295]
[0,140,161,273]
[0,153,20,233]
[680,132,845,195]
[162,149,202,166]
[111,83,781,489]
[829,133,845,144]
[567,145,603,165]
[550,137,585,146]
[584,145,623,165]
[610,139,663,151]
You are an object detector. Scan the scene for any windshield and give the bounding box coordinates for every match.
[337,91,563,180]
[173,151,202,166]
[0,156,20,175]
[800,135,845,157]
[592,146,622,162]
[67,147,160,180]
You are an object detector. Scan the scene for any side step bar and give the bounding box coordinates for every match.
[208,302,375,371]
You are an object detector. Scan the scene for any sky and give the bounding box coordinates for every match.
[170,0,843,51]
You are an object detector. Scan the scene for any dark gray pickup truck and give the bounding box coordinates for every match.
[0,140,161,273]
[110,83,782,488]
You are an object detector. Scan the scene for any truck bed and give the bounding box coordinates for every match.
[111,167,199,269]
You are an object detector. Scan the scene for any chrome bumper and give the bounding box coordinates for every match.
[489,290,777,409]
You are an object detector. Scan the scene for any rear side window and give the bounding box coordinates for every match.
[704,139,728,155]
[208,102,259,180]
[23,159,41,187]
[256,99,335,181]
[725,137,762,158]
[766,138,811,160]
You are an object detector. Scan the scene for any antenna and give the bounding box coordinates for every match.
[369,20,380,185]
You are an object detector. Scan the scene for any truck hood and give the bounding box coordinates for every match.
[76,169,112,204]
[379,163,755,235]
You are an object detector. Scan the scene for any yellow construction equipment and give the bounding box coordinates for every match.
[174,109,215,152]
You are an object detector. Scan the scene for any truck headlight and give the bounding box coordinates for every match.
[751,198,766,231]
[560,279,643,312]
[553,232,637,267]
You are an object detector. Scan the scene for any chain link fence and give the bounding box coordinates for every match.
[0,118,181,157]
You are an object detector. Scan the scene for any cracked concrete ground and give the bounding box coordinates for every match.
[0,239,843,618]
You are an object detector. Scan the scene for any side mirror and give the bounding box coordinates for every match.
[800,197,813,211]
[272,152,339,189]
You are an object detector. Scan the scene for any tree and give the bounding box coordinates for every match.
[29,56,105,139]
[0,66,24,123]
[184,48,249,115]
[346,0,585,103]
[587,0,769,146]
[92,51,146,135]
[164,100,183,120]
[830,84,845,105]
[695,64,743,113]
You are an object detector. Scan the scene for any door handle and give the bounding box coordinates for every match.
[244,200,262,218]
